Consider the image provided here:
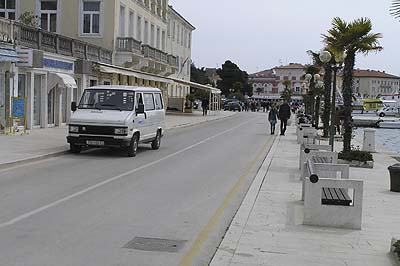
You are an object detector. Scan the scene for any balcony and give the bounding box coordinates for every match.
[0,17,112,64]
[115,37,142,67]
[116,37,142,54]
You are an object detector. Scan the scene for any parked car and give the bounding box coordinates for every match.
[224,101,242,112]
[67,86,165,157]
[376,107,400,117]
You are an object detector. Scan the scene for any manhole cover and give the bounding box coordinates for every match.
[123,237,187,253]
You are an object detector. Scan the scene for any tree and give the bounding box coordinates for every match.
[390,0,400,20]
[216,60,250,96]
[18,12,40,28]
[323,17,382,153]
[303,65,321,127]
[190,63,211,85]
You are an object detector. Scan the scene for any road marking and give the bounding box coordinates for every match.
[0,117,257,229]
[179,135,274,266]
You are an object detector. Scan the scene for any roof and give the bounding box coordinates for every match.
[168,5,196,30]
[249,69,275,78]
[352,69,400,79]
[87,86,162,92]
[274,63,305,70]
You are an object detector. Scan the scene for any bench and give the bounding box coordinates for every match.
[299,151,338,178]
[299,144,331,169]
[303,159,363,230]
[296,123,313,144]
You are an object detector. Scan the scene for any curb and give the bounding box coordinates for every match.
[0,150,70,170]
[210,134,280,266]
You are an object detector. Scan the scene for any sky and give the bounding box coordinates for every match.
[169,0,400,76]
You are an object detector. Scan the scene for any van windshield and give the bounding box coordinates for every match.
[78,89,135,111]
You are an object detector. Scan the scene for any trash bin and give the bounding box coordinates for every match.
[388,164,400,192]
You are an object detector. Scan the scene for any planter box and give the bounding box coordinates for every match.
[184,108,193,113]
[390,238,400,266]
[337,159,374,169]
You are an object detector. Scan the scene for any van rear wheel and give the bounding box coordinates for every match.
[128,134,139,157]
[151,131,161,150]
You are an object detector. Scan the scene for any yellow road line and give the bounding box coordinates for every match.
[179,136,274,266]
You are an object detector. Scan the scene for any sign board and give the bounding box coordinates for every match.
[43,58,74,71]
[12,98,25,119]
[16,48,43,68]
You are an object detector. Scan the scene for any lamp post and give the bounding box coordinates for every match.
[318,50,345,151]
[304,73,322,128]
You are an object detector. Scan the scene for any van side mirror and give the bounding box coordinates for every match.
[71,102,77,112]
[136,103,145,115]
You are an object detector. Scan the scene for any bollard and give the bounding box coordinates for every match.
[362,128,376,152]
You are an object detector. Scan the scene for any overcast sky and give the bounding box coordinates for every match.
[169,0,400,76]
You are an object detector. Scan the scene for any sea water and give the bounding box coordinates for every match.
[356,128,400,155]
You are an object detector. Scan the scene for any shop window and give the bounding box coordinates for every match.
[40,0,58,32]
[0,0,16,20]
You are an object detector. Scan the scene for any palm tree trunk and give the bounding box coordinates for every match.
[342,51,356,153]
[314,96,320,129]
[323,64,332,137]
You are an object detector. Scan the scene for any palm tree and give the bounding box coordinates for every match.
[390,0,400,20]
[281,80,292,102]
[303,65,321,128]
[323,17,382,153]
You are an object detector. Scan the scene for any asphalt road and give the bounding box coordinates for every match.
[0,112,275,266]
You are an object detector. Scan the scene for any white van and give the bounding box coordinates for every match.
[67,86,165,157]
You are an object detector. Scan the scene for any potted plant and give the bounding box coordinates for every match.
[390,238,400,265]
[338,146,374,168]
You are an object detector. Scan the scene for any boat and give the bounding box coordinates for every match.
[377,119,400,129]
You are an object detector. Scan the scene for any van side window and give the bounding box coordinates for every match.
[144,93,155,111]
[136,93,143,109]
[154,93,163,110]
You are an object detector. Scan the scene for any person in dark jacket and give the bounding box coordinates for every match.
[202,99,209,116]
[268,105,278,135]
[278,100,291,135]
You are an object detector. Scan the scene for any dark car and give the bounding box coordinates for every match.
[224,101,242,112]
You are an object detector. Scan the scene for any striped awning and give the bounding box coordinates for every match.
[0,47,19,62]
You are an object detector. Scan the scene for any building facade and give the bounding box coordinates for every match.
[0,0,196,133]
[249,63,306,102]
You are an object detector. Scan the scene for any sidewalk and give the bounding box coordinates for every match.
[0,110,236,167]
[210,124,400,266]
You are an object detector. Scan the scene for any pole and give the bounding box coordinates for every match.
[329,66,337,151]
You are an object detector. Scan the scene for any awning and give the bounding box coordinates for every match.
[0,48,19,63]
[48,73,77,91]
[169,77,221,94]
[98,64,173,84]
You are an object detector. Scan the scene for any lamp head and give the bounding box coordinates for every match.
[319,50,332,63]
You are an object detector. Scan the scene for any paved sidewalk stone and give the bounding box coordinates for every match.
[211,124,400,266]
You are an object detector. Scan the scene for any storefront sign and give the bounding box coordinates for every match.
[12,98,25,119]
[43,58,73,71]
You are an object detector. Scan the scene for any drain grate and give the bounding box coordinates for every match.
[123,237,187,253]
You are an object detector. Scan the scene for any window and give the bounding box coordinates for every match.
[135,92,143,109]
[161,30,165,51]
[119,5,125,36]
[154,93,163,110]
[177,24,179,43]
[128,10,134,37]
[40,0,57,32]
[137,16,142,41]
[0,0,16,20]
[144,93,155,111]
[156,27,160,49]
[150,24,155,47]
[172,21,176,40]
[144,20,148,44]
[181,27,183,45]
[167,19,171,37]
[82,0,101,34]
[188,32,191,48]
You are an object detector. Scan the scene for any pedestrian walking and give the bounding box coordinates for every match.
[202,99,209,116]
[268,105,278,135]
[278,100,291,135]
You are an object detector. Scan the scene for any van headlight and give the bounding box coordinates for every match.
[69,125,79,133]
[114,127,128,135]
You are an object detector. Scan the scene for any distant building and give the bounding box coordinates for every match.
[249,63,306,102]
[337,69,400,98]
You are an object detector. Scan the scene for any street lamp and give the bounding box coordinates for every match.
[318,50,346,151]
[304,72,323,127]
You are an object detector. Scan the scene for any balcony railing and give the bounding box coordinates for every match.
[0,17,112,64]
[168,54,178,68]
[116,37,141,54]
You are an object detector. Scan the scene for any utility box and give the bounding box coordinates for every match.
[363,128,376,152]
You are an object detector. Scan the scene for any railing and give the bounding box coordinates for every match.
[116,37,141,53]
[160,52,168,64]
[168,54,178,68]
[0,18,113,64]
[0,17,13,43]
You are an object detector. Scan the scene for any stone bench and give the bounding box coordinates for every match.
[299,144,331,169]
[299,150,338,178]
[303,159,363,230]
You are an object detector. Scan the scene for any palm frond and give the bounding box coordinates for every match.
[390,0,400,19]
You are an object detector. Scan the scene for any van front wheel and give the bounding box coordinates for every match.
[128,134,139,157]
[70,144,81,154]
[151,131,161,150]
